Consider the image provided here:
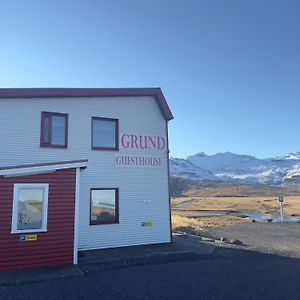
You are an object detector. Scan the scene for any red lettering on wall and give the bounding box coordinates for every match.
[148,136,157,149]
[139,136,147,149]
[121,134,130,148]
[120,134,166,150]
[131,135,138,148]
[115,155,163,167]
[157,137,166,150]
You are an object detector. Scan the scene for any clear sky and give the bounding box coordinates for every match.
[1,0,299,159]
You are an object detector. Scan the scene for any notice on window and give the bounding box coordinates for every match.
[115,155,163,167]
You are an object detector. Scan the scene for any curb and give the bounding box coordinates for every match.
[79,250,195,274]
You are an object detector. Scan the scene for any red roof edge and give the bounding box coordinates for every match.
[0,88,174,121]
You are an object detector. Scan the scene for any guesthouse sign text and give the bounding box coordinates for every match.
[120,134,166,150]
[116,134,166,167]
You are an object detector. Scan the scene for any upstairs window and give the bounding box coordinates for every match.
[92,117,119,150]
[41,112,68,148]
[11,184,49,233]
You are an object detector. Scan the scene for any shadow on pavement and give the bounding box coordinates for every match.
[0,243,300,300]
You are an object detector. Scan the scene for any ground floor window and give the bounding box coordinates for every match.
[11,184,49,233]
[90,188,119,225]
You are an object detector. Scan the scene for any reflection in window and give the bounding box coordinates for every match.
[52,115,66,145]
[43,115,50,143]
[18,188,44,230]
[12,184,49,233]
[90,189,119,224]
[41,112,68,148]
[92,117,118,150]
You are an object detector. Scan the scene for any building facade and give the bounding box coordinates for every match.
[0,88,173,271]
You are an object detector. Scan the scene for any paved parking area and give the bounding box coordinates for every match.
[1,245,300,300]
[0,236,213,285]
[208,223,300,258]
[1,225,300,299]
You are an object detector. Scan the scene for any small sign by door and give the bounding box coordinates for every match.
[141,220,153,227]
[20,234,38,242]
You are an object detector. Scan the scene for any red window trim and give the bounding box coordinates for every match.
[91,116,119,151]
[90,188,119,225]
[40,112,68,148]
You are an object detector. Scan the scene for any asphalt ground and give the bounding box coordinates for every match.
[207,222,300,258]
[0,235,214,286]
[1,246,300,300]
[0,224,299,299]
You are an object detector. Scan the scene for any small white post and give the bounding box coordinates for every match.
[280,202,284,222]
[279,195,284,223]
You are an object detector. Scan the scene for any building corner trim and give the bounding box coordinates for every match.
[73,167,80,264]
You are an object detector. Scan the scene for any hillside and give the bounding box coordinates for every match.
[170,175,300,197]
[170,151,300,197]
[170,151,300,186]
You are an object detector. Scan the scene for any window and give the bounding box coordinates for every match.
[11,184,49,233]
[90,188,119,225]
[92,117,119,150]
[41,112,68,148]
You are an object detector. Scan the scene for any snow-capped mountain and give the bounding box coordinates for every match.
[170,152,300,186]
[170,158,216,180]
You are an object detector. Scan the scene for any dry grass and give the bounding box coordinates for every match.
[171,196,300,236]
[181,183,300,197]
[171,214,251,237]
[172,196,300,215]
[282,196,300,215]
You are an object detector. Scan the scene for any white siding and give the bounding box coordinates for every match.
[0,96,171,249]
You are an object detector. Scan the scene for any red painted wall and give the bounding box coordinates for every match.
[0,168,76,271]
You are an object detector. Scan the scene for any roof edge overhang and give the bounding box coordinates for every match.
[0,87,174,121]
[0,159,88,177]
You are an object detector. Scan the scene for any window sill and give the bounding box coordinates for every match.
[91,147,119,151]
[90,220,119,225]
[11,229,47,234]
[40,144,68,149]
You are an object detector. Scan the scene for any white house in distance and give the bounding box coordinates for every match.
[0,88,174,271]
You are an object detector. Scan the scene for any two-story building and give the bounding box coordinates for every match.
[0,88,173,271]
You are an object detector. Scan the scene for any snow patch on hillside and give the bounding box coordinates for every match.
[170,152,300,185]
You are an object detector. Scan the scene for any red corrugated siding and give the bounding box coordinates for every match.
[0,168,76,271]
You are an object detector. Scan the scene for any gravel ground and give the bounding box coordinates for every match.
[207,222,300,258]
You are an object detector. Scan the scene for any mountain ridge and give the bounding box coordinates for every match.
[170,151,300,186]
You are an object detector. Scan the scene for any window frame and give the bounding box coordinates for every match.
[91,117,119,151]
[90,188,119,225]
[11,183,49,234]
[40,111,68,148]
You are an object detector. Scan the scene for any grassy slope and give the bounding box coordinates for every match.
[171,196,300,236]
[170,176,300,197]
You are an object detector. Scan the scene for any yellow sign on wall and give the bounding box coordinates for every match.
[20,234,38,242]
[142,220,153,227]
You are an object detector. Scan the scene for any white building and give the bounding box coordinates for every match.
[0,88,173,271]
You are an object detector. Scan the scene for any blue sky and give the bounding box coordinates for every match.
[1,0,299,158]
